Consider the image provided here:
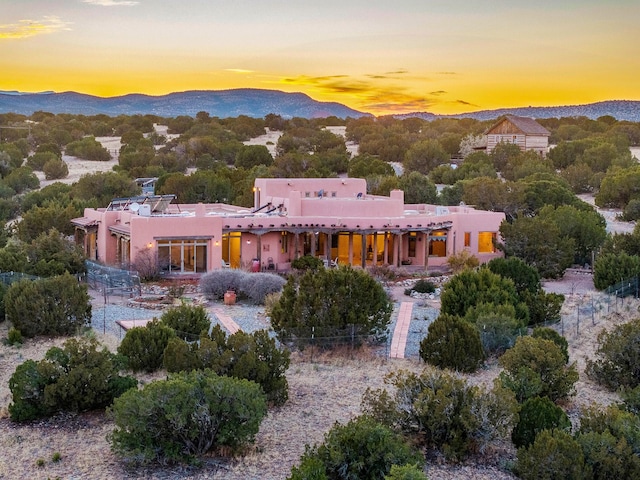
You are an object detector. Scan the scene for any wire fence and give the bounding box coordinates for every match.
[85,260,141,297]
[555,290,640,343]
[0,271,40,286]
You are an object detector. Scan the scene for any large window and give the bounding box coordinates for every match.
[478,232,497,253]
[429,230,447,257]
[157,239,208,273]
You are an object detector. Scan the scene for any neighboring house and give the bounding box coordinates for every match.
[485,115,550,155]
[72,178,505,275]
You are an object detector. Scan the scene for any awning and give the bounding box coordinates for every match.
[71,217,99,228]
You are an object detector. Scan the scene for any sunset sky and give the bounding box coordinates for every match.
[1,0,638,116]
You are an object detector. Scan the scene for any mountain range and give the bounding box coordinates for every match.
[0,89,639,121]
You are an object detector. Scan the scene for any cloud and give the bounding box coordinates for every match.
[454,99,479,107]
[279,72,462,114]
[82,0,139,6]
[225,69,255,74]
[0,16,72,40]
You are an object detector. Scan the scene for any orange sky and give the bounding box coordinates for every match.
[1,0,638,116]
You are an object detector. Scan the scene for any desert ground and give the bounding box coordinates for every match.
[1,130,638,479]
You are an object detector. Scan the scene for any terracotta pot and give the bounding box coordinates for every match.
[224,290,236,305]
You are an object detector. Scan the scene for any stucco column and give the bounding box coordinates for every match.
[294,233,300,259]
[373,232,378,266]
[310,232,316,257]
[361,233,367,269]
[396,233,403,267]
[326,232,332,262]
[424,232,429,273]
[383,233,389,265]
[348,233,354,265]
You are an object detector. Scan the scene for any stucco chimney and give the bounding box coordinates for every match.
[390,189,404,203]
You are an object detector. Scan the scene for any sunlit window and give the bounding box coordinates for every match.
[478,232,497,253]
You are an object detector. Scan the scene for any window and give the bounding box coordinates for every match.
[478,232,497,253]
[429,230,447,257]
[281,232,289,253]
[331,191,337,197]
[157,239,208,273]
[464,232,471,248]
[408,232,417,257]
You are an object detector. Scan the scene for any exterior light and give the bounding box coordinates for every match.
[146,242,154,248]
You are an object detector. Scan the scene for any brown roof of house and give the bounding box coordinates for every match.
[486,115,550,136]
[70,217,99,228]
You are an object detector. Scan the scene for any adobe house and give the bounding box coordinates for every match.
[485,115,550,155]
[72,178,505,275]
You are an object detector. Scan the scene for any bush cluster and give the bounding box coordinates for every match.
[199,269,285,304]
[4,273,92,338]
[159,304,210,337]
[511,396,571,448]
[109,369,267,465]
[117,319,176,372]
[586,318,640,390]
[498,336,578,403]
[361,368,518,460]
[404,278,436,296]
[9,338,136,422]
[163,326,290,406]
[291,254,324,271]
[288,416,422,480]
[419,314,485,373]
[271,265,392,350]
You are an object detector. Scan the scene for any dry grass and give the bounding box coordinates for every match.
[1,279,638,479]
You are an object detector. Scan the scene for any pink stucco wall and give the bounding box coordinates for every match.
[75,178,505,274]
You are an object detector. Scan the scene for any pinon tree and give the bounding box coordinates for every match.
[270,265,392,350]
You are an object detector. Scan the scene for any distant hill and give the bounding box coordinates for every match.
[0,89,369,119]
[1,89,638,121]
[395,100,640,122]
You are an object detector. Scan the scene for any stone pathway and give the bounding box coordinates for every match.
[210,307,241,335]
[389,302,414,358]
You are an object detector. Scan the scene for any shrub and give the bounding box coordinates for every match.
[361,368,518,460]
[108,370,267,465]
[532,327,569,363]
[9,338,136,422]
[465,303,526,356]
[578,404,640,458]
[586,318,640,390]
[515,429,591,480]
[593,252,640,290]
[419,314,485,373]
[446,249,479,274]
[291,254,324,271]
[440,268,523,320]
[6,327,22,346]
[407,278,436,295]
[499,336,579,403]
[385,464,429,480]
[200,268,249,299]
[43,158,69,180]
[117,319,176,372]
[5,273,92,338]
[164,327,290,406]
[288,416,422,480]
[159,304,210,338]
[271,265,392,350]
[264,291,281,317]
[27,151,58,171]
[623,199,640,221]
[577,430,640,480]
[512,396,571,448]
[240,272,286,304]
